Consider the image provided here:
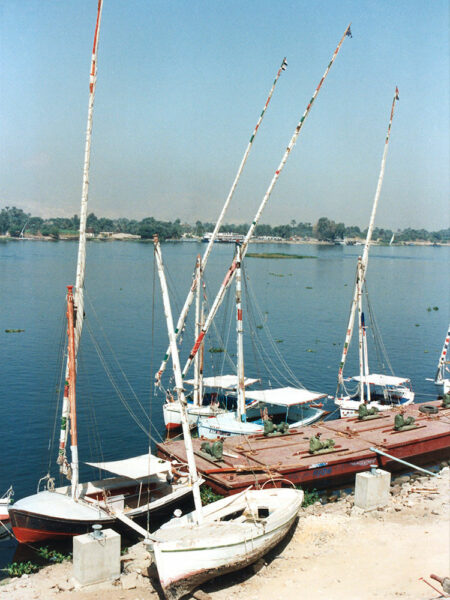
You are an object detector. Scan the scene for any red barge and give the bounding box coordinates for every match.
[157,401,450,496]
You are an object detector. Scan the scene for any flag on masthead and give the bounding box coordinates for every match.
[346,26,353,38]
[281,57,288,70]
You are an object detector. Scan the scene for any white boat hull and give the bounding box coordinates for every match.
[197,404,324,439]
[336,390,415,418]
[436,379,450,396]
[163,401,226,431]
[149,488,302,600]
[9,473,196,543]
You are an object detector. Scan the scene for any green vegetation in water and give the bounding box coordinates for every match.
[306,349,316,353]
[36,547,71,564]
[415,323,420,327]
[5,329,25,333]
[247,252,316,259]
[2,562,40,577]
[256,325,263,329]
[300,488,320,507]
[427,306,439,312]
[200,485,224,506]
[269,272,284,277]
[209,347,224,353]
[276,339,283,343]
[305,286,313,289]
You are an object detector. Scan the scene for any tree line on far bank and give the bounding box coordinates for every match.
[0,206,448,244]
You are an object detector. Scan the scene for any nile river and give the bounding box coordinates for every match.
[0,239,448,566]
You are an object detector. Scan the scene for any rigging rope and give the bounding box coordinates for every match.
[243,266,307,388]
[47,306,69,474]
[83,296,163,444]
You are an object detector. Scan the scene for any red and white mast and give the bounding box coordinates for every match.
[155,58,288,385]
[181,24,352,380]
[235,244,246,422]
[336,87,400,397]
[57,0,104,478]
[193,255,202,406]
[66,286,79,499]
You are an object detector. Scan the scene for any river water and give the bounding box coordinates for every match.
[0,239,448,567]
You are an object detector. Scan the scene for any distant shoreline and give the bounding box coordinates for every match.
[1,234,448,247]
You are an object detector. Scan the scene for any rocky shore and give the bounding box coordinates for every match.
[1,466,448,600]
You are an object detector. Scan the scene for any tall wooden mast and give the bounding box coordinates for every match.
[181,25,352,380]
[66,286,79,499]
[336,87,400,397]
[155,57,288,385]
[57,0,104,477]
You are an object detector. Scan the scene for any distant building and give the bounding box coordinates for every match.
[202,232,245,243]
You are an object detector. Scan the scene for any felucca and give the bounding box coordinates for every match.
[9,0,195,544]
[335,88,415,418]
[151,236,303,600]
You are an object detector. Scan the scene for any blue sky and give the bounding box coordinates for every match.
[0,0,448,230]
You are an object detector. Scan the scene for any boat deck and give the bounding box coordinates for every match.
[157,401,450,495]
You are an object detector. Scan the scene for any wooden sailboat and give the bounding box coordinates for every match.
[160,58,288,432]
[10,286,195,543]
[9,1,195,544]
[435,324,450,396]
[197,244,326,439]
[164,25,351,440]
[335,88,415,418]
[151,236,303,600]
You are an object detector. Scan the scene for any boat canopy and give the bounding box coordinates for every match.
[244,386,327,407]
[85,453,171,479]
[352,374,410,387]
[184,375,259,389]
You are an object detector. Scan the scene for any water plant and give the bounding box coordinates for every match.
[2,561,39,577]
[301,488,320,507]
[200,486,224,506]
[36,547,71,563]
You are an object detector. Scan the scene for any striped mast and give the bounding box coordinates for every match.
[361,311,371,403]
[181,24,352,381]
[435,324,450,383]
[153,237,203,523]
[57,0,104,479]
[66,286,79,499]
[193,255,202,406]
[235,244,246,422]
[336,87,400,397]
[155,57,288,385]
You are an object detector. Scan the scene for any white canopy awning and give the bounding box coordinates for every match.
[184,375,259,389]
[244,386,327,407]
[86,453,171,480]
[352,374,410,387]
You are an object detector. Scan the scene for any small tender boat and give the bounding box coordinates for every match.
[152,237,305,600]
[435,324,450,396]
[148,487,302,600]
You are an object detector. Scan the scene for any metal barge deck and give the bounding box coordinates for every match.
[156,401,450,495]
